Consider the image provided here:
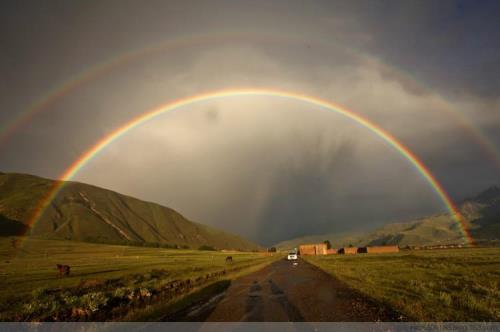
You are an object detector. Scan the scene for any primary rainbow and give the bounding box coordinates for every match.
[1,33,499,170]
[26,88,474,245]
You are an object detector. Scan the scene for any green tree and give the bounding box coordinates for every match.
[323,240,332,250]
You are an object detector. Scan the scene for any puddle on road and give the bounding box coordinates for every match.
[184,292,226,319]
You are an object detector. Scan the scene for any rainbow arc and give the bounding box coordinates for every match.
[25,88,474,246]
[1,33,498,168]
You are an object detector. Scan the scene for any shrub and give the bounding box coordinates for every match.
[81,292,109,312]
[150,269,168,279]
[198,245,216,251]
[31,288,48,299]
[62,294,81,307]
[439,291,452,306]
[113,287,130,300]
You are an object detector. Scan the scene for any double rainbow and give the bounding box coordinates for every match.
[26,88,474,245]
[1,33,499,169]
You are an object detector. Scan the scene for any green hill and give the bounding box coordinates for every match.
[0,172,261,251]
[275,186,500,250]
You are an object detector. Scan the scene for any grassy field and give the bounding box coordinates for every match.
[0,237,280,321]
[305,247,500,321]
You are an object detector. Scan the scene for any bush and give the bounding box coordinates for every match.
[81,292,109,312]
[113,287,130,300]
[198,245,216,251]
[439,291,452,306]
[150,269,168,279]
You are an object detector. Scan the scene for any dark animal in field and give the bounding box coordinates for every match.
[56,264,70,277]
[225,256,233,263]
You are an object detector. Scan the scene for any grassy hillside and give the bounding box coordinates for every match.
[0,172,260,251]
[305,248,500,321]
[0,238,279,321]
[276,186,500,250]
[276,216,469,250]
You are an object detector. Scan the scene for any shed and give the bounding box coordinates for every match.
[338,247,357,254]
[299,243,328,255]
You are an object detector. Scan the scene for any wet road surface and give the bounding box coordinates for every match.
[173,258,401,322]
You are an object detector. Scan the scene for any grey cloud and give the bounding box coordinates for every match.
[0,1,498,245]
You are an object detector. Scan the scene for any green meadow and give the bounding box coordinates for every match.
[0,237,279,321]
[2,237,499,322]
[305,247,500,321]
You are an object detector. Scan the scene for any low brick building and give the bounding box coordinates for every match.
[299,243,328,255]
[326,249,337,255]
[338,247,358,254]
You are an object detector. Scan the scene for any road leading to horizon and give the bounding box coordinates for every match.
[166,258,402,322]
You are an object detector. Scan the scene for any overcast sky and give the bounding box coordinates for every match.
[1,1,499,245]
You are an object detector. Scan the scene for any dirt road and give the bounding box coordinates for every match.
[169,258,402,322]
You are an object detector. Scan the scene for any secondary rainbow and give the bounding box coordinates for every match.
[1,34,499,169]
[26,88,474,245]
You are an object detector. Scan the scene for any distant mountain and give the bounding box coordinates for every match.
[0,172,261,251]
[275,186,500,250]
[460,185,500,242]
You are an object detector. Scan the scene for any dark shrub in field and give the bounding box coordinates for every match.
[150,269,169,279]
[198,245,216,251]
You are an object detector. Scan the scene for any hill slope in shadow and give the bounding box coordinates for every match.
[0,172,261,251]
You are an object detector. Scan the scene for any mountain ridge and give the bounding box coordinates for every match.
[0,172,261,251]
[275,186,500,250]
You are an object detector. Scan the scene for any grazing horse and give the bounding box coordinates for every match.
[225,256,233,263]
[56,264,70,277]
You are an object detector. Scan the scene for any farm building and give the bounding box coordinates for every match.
[338,247,358,254]
[326,249,337,255]
[357,245,400,254]
[299,243,328,255]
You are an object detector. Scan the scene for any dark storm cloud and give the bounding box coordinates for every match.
[0,1,498,245]
[326,0,500,99]
[255,138,356,245]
